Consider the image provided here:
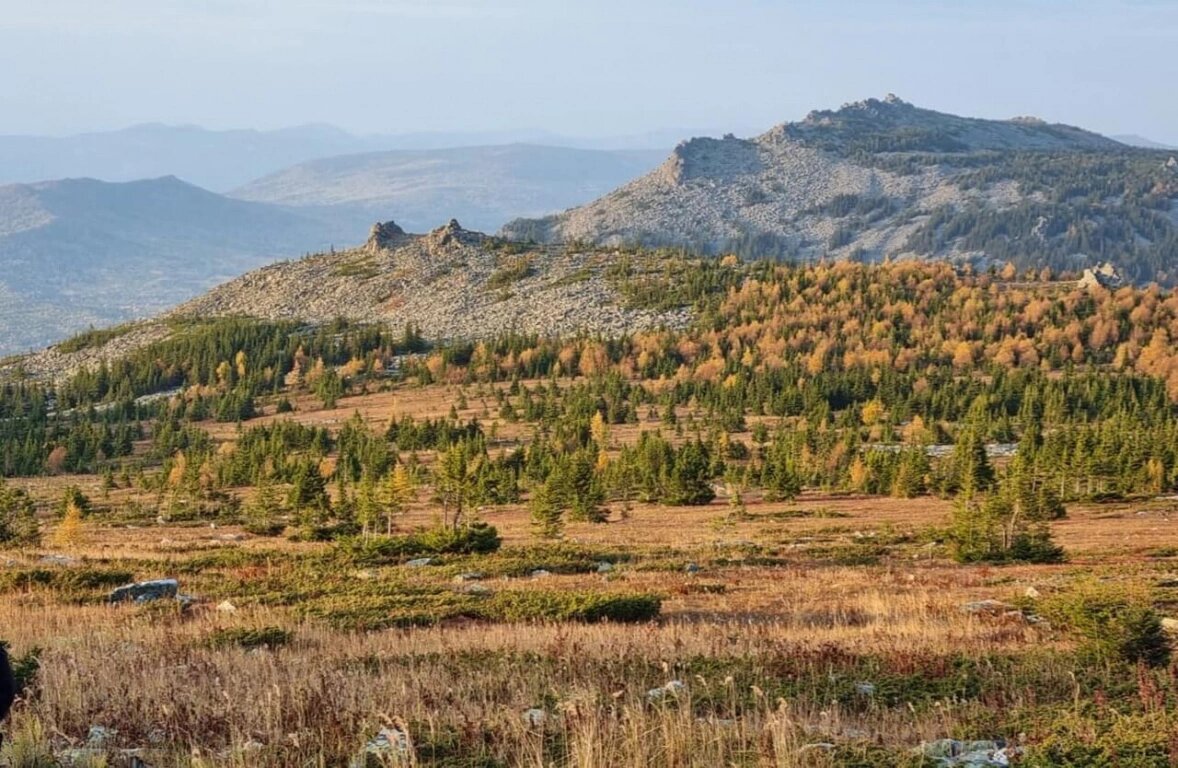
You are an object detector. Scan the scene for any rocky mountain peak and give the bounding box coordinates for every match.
[365,220,406,252]
[421,218,488,254]
[500,98,1166,282]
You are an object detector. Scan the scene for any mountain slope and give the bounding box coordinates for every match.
[503,96,1178,283]
[0,176,371,354]
[1113,134,1178,151]
[7,220,691,382]
[231,145,666,233]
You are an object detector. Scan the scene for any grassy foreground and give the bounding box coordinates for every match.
[3,479,1178,766]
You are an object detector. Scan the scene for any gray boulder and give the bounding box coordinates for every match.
[108,579,179,604]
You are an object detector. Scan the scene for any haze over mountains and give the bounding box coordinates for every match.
[233,145,665,233]
[0,176,368,354]
[0,123,681,192]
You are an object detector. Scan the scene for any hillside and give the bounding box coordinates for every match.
[231,145,666,233]
[0,176,371,355]
[503,96,1178,283]
[1113,134,1178,151]
[5,219,691,382]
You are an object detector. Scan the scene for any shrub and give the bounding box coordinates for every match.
[487,256,535,289]
[341,523,501,564]
[0,568,135,601]
[205,626,294,650]
[1040,580,1171,667]
[485,591,661,623]
[0,480,40,548]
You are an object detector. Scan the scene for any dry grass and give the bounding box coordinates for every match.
[0,490,1153,766]
[4,383,1178,765]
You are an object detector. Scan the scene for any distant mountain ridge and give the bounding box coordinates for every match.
[503,96,1178,284]
[1113,134,1178,151]
[0,123,679,192]
[0,176,370,355]
[0,123,381,192]
[231,144,666,233]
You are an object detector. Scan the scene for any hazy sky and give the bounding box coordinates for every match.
[2,0,1175,142]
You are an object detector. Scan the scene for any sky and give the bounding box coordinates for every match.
[1,0,1176,143]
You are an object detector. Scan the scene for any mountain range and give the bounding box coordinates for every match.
[232,145,665,234]
[0,123,680,192]
[6,97,1178,359]
[0,176,370,354]
[0,145,665,355]
[504,96,1178,283]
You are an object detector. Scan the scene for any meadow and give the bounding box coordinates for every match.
[2,382,1178,767]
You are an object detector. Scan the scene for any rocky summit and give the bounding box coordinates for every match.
[503,96,1178,284]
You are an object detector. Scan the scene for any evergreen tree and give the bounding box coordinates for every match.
[953,430,995,496]
[529,481,563,539]
[892,448,929,498]
[665,439,716,505]
[288,460,330,526]
[0,480,39,548]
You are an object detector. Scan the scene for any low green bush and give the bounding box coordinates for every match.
[1039,580,1171,667]
[205,626,294,650]
[0,567,135,601]
[485,591,661,623]
[341,523,501,565]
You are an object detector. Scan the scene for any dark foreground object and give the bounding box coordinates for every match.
[0,645,14,721]
[0,644,13,750]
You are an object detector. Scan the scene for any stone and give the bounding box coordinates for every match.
[404,558,433,568]
[522,708,547,727]
[1161,617,1178,633]
[596,561,615,574]
[1024,586,1040,599]
[87,725,117,746]
[647,680,687,702]
[854,681,876,696]
[366,221,406,252]
[915,739,1017,767]
[58,748,107,766]
[350,724,411,768]
[800,743,837,752]
[40,554,78,567]
[109,579,179,604]
[216,600,238,613]
[684,563,701,575]
[530,569,552,579]
[960,600,1014,616]
[453,572,484,583]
